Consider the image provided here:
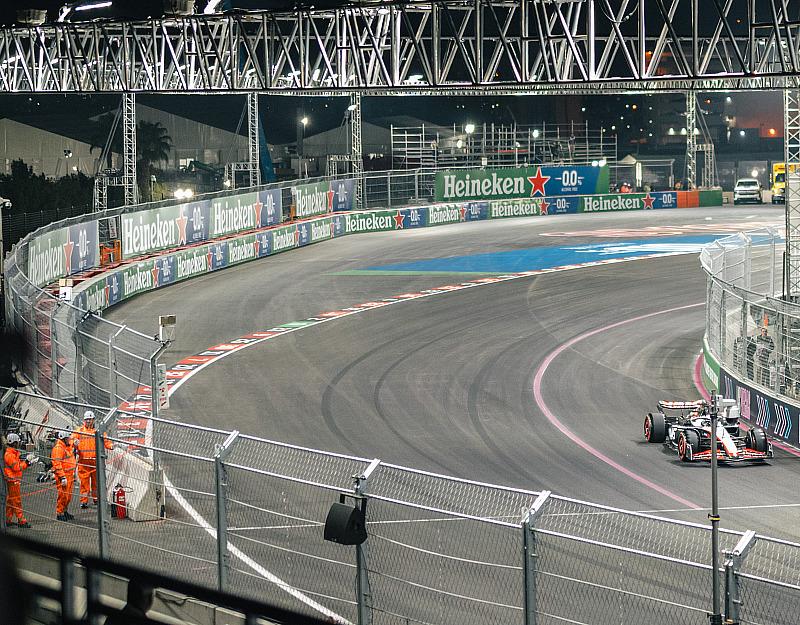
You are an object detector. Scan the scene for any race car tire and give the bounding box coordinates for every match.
[747,427,769,453]
[678,430,700,462]
[644,413,667,443]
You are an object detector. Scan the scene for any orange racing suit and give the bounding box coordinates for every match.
[72,425,113,505]
[51,438,77,515]
[4,446,30,524]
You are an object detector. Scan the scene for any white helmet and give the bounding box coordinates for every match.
[83,410,96,421]
[6,433,20,445]
[58,430,72,440]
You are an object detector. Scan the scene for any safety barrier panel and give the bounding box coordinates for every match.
[701,228,800,446]
[2,172,731,623]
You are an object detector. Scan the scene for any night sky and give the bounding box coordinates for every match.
[0,1,789,151]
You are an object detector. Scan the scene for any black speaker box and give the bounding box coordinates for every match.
[324,503,367,545]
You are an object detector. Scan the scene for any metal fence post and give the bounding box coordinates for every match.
[719,289,727,363]
[149,339,170,473]
[724,530,756,625]
[49,307,57,397]
[74,314,84,402]
[387,175,392,208]
[60,557,76,624]
[522,490,551,625]
[95,408,115,560]
[214,430,239,592]
[108,327,124,406]
[743,235,752,292]
[770,230,777,296]
[149,341,169,421]
[737,299,747,378]
[354,458,380,625]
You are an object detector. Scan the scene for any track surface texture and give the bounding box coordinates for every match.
[108,206,800,542]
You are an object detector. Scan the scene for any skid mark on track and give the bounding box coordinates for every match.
[154,251,708,618]
[532,304,705,510]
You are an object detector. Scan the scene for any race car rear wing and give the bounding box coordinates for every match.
[658,400,707,412]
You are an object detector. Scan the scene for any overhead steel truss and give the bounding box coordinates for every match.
[785,88,800,299]
[1,0,800,95]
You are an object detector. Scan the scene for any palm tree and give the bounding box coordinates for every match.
[136,121,173,201]
[89,112,122,172]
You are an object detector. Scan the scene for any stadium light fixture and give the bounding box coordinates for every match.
[74,1,113,11]
[465,123,476,134]
[347,104,357,111]
[300,116,309,126]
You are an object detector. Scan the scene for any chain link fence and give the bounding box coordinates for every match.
[4,387,800,625]
[5,170,798,623]
[699,227,800,399]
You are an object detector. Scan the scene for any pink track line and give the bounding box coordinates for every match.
[692,354,800,458]
[532,303,704,510]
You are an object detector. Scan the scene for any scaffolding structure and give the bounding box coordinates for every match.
[350,93,363,210]
[685,92,697,189]
[247,92,260,188]
[122,93,137,206]
[1,4,800,95]
[785,88,800,300]
[391,122,616,170]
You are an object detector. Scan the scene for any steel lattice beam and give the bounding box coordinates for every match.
[350,92,363,210]
[1,1,800,94]
[122,93,138,205]
[785,88,800,299]
[685,92,697,189]
[247,92,260,187]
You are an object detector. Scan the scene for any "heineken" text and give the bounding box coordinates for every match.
[583,196,640,212]
[345,213,393,233]
[122,213,177,256]
[213,199,255,236]
[441,173,525,200]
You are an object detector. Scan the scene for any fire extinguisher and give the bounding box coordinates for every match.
[111,483,127,520]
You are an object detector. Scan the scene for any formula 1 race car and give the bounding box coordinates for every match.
[643,399,773,463]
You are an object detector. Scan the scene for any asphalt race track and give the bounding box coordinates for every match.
[107,206,800,543]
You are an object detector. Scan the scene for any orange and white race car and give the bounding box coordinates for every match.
[643,400,773,463]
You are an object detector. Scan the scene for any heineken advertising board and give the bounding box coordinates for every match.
[435,166,609,202]
[427,204,464,226]
[333,210,398,235]
[307,217,334,242]
[121,261,158,299]
[272,224,299,254]
[174,247,210,283]
[579,191,677,213]
[69,184,720,314]
[122,189,281,259]
[28,221,99,287]
[121,201,206,259]
[293,178,354,219]
[488,196,583,218]
[211,189,281,237]
[398,207,428,229]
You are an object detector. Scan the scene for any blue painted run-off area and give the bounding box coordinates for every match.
[367,235,736,274]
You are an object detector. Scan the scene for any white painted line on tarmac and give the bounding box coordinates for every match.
[158,249,715,621]
[163,473,351,624]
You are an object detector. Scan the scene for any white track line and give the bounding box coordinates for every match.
[160,248,710,621]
